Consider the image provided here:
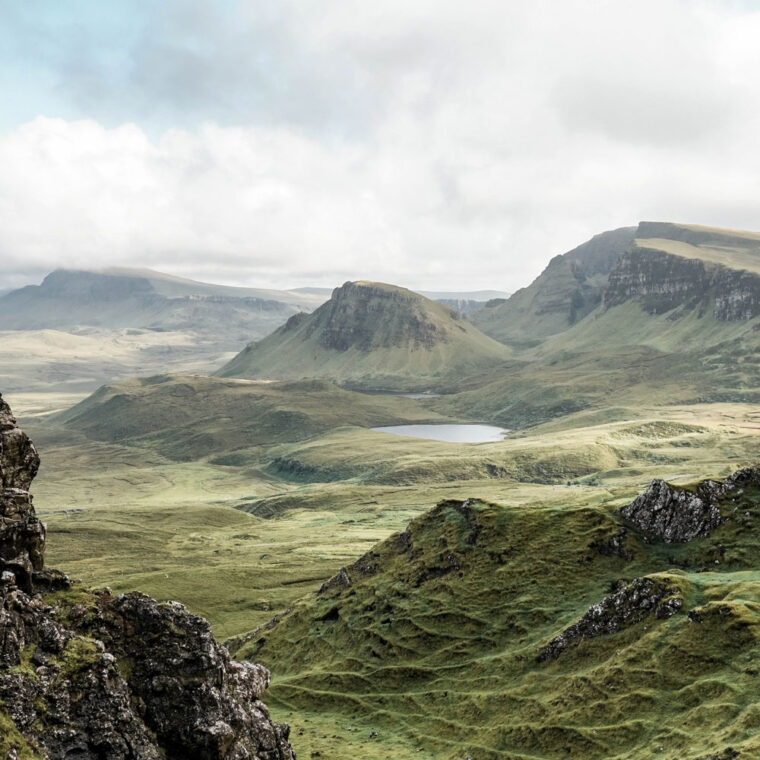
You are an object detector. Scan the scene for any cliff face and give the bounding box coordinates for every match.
[0,394,295,760]
[312,281,451,352]
[603,246,714,314]
[0,397,46,593]
[603,223,760,320]
[472,226,636,345]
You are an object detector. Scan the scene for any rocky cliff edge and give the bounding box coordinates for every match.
[0,393,295,760]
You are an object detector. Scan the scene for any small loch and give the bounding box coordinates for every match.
[370,424,508,443]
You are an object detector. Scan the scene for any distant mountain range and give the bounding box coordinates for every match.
[0,268,328,392]
[0,269,509,391]
[6,221,760,400]
[0,268,327,341]
[0,269,510,336]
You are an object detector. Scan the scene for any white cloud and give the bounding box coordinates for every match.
[1,1,759,291]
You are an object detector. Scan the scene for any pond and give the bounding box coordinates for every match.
[370,424,508,443]
[359,390,442,399]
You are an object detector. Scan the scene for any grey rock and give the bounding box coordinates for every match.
[619,479,723,543]
[0,395,296,760]
[603,239,760,321]
[619,466,760,543]
[539,576,683,661]
[0,394,45,592]
[313,281,449,352]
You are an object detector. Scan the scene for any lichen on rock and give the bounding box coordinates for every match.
[619,478,723,543]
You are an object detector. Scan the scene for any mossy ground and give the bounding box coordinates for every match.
[248,496,760,759]
[0,712,40,760]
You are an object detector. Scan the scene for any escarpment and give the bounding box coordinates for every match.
[603,224,760,320]
[0,393,295,760]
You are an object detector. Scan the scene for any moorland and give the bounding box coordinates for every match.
[5,220,760,759]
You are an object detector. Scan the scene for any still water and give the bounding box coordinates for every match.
[370,424,507,443]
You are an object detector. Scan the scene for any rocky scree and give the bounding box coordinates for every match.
[0,392,295,760]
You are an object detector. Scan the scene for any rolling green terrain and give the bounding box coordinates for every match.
[14,220,760,759]
[240,473,760,760]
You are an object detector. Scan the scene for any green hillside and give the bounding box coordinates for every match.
[236,468,760,760]
[218,281,511,390]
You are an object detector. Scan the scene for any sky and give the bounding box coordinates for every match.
[1,0,760,292]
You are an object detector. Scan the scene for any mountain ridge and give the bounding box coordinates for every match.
[472,225,637,346]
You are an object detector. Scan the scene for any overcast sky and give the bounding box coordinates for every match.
[1,0,759,292]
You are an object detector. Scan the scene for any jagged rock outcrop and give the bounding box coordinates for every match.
[0,394,295,760]
[619,467,760,543]
[0,395,45,593]
[539,576,683,660]
[619,478,724,543]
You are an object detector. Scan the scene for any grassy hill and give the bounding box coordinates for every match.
[53,374,452,460]
[218,281,511,390]
[235,468,760,759]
